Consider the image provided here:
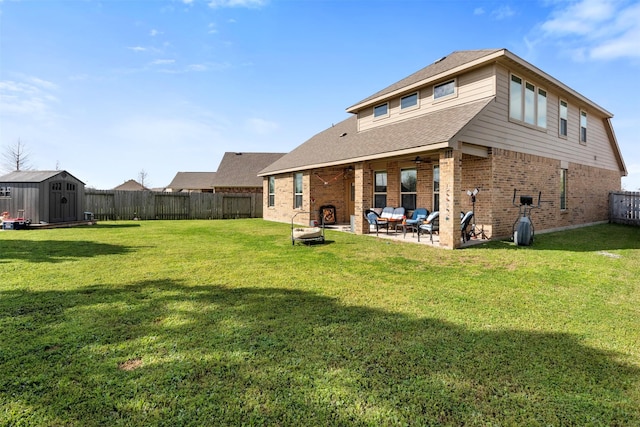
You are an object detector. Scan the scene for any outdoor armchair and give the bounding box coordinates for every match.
[404,208,429,237]
[417,211,439,243]
[364,210,389,235]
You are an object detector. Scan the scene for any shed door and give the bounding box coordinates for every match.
[50,181,78,222]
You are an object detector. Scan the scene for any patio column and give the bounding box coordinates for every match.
[354,163,371,234]
[438,147,462,249]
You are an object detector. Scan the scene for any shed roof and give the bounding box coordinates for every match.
[213,152,285,187]
[259,97,494,175]
[0,170,85,184]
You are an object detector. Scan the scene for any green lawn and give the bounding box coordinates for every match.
[1,220,639,426]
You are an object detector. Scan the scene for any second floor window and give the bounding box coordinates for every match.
[434,79,455,99]
[0,186,10,197]
[510,74,547,129]
[580,110,588,143]
[374,171,387,208]
[400,168,417,210]
[374,103,388,118]
[268,176,275,207]
[293,173,303,209]
[559,100,568,137]
[401,92,418,110]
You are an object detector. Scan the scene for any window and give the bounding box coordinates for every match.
[400,92,418,110]
[400,168,417,210]
[433,165,440,212]
[374,103,388,118]
[559,100,568,137]
[509,74,547,129]
[293,173,303,209]
[560,169,567,210]
[434,79,455,99]
[537,89,547,128]
[0,186,10,197]
[580,110,587,143]
[268,176,275,207]
[509,75,523,120]
[374,171,387,208]
[524,82,535,125]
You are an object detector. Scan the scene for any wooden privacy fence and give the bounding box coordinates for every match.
[609,191,640,226]
[85,190,263,220]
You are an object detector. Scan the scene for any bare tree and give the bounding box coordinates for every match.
[138,169,150,189]
[2,139,33,172]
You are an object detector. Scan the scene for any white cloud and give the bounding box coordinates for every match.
[491,5,515,20]
[208,0,267,9]
[128,46,147,52]
[541,0,616,36]
[151,59,176,65]
[473,7,485,16]
[539,0,640,61]
[0,78,58,118]
[150,29,163,37]
[208,23,218,34]
[246,117,279,135]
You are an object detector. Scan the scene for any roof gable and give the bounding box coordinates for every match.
[167,172,216,190]
[113,179,148,191]
[213,152,285,187]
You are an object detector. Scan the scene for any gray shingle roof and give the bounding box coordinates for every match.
[167,172,216,191]
[260,97,494,175]
[212,152,286,187]
[347,49,503,111]
[0,170,84,184]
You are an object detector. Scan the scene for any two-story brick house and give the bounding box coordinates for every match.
[259,49,627,248]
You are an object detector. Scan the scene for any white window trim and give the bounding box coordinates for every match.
[373,102,389,120]
[509,73,547,131]
[433,78,457,102]
[560,168,568,211]
[559,99,568,139]
[400,91,420,112]
[293,173,303,209]
[268,176,275,207]
[580,109,588,145]
[373,170,387,208]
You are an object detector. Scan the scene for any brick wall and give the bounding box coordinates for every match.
[488,148,620,238]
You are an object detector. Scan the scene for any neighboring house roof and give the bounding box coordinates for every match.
[167,172,216,191]
[0,170,85,184]
[260,97,494,175]
[113,179,148,191]
[213,152,286,187]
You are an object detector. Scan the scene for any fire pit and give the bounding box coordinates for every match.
[319,205,336,225]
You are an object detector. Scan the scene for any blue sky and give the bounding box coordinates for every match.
[1,0,639,190]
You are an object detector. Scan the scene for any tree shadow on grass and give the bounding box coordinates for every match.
[1,280,638,426]
[0,240,134,263]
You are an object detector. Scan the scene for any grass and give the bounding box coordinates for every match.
[1,220,639,426]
